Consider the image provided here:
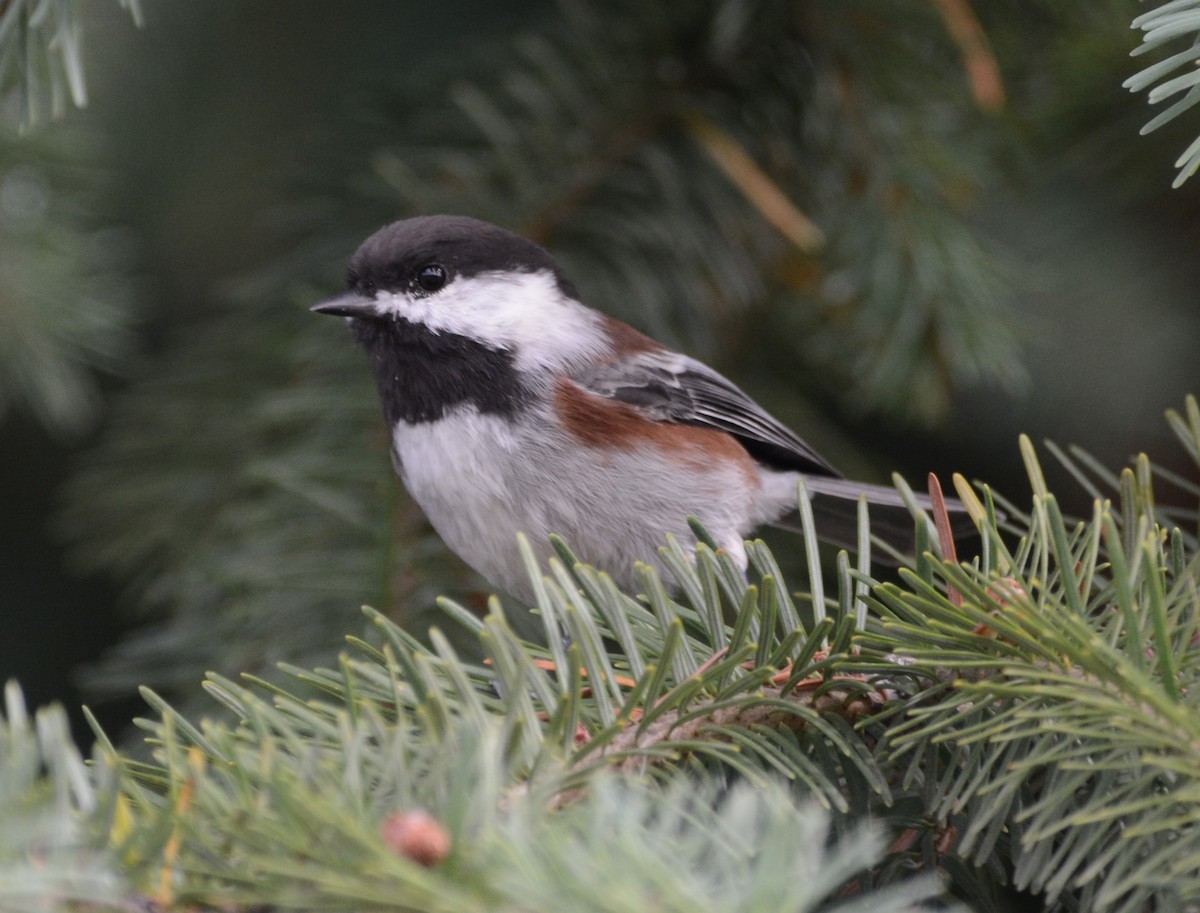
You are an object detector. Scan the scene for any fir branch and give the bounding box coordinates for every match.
[110,554,955,911]
[0,682,128,913]
[595,673,887,777]
[1125,0,1200,186]
[852,405,1200,913]
[112,698,949,913]
[0,124,137,434]
[0,0,142,129]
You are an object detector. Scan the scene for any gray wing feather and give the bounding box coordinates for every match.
[572,350,839,477]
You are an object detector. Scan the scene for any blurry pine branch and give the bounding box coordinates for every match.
[0,682,125,913]
[0,0,142,433]
[0,0,142,128]
[9,394,1200,911]
[0,123,137,433]
[4,685,951,913]
[1125,0,1200,186]
[361,0,1026,414]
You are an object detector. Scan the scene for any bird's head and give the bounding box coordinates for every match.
[312,215,604,371]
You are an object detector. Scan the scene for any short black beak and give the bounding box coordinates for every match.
[310,291,378,318]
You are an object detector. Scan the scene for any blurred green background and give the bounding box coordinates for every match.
[1,0,1198,739]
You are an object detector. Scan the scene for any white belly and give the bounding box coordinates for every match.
[393,407,758,603]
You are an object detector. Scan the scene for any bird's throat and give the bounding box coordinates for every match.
[351,316,525,426]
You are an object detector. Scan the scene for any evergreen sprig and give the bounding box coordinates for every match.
[0,682,124,913]
[0,0,142,128]
[854,400,1200,913]
[112,666,947,912]
[0,122,136,434]
[1125,0,1200,186]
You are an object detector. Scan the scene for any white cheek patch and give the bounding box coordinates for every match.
[374,270,608,371]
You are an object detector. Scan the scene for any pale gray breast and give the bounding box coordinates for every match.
[391,403,758,602]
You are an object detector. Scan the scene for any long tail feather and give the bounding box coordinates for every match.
[770,477,978,563]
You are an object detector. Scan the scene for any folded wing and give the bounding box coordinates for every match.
[571,349,841,478]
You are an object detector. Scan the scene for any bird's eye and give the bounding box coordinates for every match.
[416,264,448,293]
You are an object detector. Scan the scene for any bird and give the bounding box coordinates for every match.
[312,215,968,604]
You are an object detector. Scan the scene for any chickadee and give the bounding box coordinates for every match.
[313,215,966,603]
